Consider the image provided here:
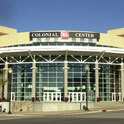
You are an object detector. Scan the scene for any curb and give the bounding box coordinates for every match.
[1,108,124,117]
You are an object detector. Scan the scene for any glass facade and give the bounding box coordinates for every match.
[11,64,32,101]
[0,44,123,102]
[6,59,121,102]
[36,63,64,101]
[68,63,95,101]
[9,62,96,102]
[99,64,121,101]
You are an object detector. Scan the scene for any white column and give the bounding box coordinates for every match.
[121,62,124,102]
[32,61,36,101]
[95,60,99,102]
[64,60,68,101]
[4,62,8,99]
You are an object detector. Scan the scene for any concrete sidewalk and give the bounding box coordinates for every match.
[1,107,124,117]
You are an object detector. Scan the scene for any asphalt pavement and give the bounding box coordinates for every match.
[0,110,124,124]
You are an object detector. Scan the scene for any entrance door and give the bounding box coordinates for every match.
[112,93,116,101]
[43,92,49,101]
[112,92,122,101]
[68,92,86,102]
[118,93,122,101]
[11,92,15,101]
[43,92,61,102]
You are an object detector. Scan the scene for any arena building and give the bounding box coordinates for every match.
[0,26,124,111]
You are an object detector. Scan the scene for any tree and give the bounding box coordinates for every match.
[0,69,8,100]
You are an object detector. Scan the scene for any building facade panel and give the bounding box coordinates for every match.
[0,26,124,104]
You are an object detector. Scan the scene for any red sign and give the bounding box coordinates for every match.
[61,31,69,39]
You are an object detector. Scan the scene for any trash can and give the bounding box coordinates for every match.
[64,97,68,102]
[83,105,86,110]
[97,98,100,102]
[83,105,89,111]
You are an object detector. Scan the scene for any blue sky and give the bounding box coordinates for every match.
[0,0,124,33]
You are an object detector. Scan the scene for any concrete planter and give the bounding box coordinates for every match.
[0,102,9,113]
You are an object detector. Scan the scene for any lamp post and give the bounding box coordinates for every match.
[85,65,89,111]
[8,67,13,114]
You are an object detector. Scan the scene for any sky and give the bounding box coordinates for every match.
[0,0,124,33]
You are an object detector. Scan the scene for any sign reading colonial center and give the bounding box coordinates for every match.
[30,32,60,40]
[30,31,100,41]
[69,32,100,39]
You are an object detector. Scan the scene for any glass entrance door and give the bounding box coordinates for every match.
[112,93,116,101]
[43,92,61,102]
[112,92,122,101]
[118,93,122,101]
[11,92,15,101]
[68,92,86,102]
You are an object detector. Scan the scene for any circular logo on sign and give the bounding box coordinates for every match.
[61,31,69,39]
